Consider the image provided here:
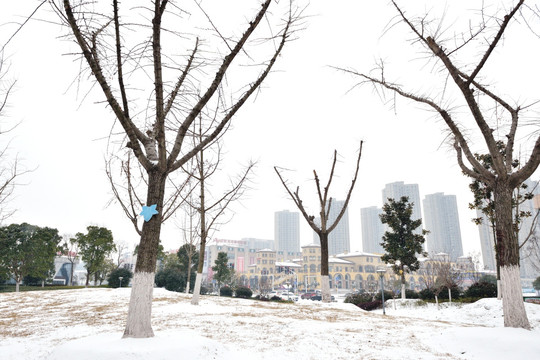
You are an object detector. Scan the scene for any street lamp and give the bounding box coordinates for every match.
[376,268,386,315]
[119,276,124,288]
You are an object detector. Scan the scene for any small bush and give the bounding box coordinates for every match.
[220,286,233,297]
[155,268,184,292]
[374,290,393,301]
[419,288,435,300]
[200,286,209,295]
[270,295,281,301]
[356,300,382,311]
[439,285,462,300]
[235,286,253,299]
[465,281,497,298]
[344,293,373,305]
[405,289,419,299]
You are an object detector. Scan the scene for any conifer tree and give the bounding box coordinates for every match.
[212,252,231,293]
[380,196,427,299]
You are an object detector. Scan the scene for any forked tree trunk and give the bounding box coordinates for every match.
[123,170,167,338]
[319,232,331,303]
[494,181,530,329]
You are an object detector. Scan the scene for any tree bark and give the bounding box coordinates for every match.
[401,269,406,300]
[191,273,203,305]
[123,169,166,338]
[319,232,331,303]
[494,179,531,329]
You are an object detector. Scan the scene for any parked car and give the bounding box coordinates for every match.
[310,295,335,301]
[301,292,317,299]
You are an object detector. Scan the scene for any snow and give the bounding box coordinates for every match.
[1,288,539,359]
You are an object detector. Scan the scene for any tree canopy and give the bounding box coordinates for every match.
[380,196,427,281]
[73,226,115,286]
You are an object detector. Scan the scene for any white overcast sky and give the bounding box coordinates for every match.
[1,1,539,261]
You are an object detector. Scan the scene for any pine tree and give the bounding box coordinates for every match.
[380,196,427,299]
[212,252,231,293]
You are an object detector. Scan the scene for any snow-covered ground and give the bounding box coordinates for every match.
[1,288,539,359]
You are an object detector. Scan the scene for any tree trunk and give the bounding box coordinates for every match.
[401,271,406,300]
[319,232,331,303]
[191,272,203,305]
[123,169,166,338]
[494,180,531,329]
[69,261,74,286]
[15,279,20,293]
[448,287,452,304]
[435,295,439,310]
[192,154,207,305]
[41,280,45,288]
[85,270,90,287]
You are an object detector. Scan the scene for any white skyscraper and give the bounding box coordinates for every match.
[274,210,300,253]
[312,200,351,255]
[361,206,384,254]
[423,192,463,261]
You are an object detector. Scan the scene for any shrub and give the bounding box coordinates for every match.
[465,281,497,299]
[220,286,233,297]
[235,286,253,299]
[374,290,393,301]
[155,268,184,292]
[356,300,382,311]
[479,274,497,285]
[405,289,419,299]
[200,286,209,295]
[270,295,281,301]
[439,285,462,300]
[107,268,133,288]
[344,293,373,305]
[418,288,435,300]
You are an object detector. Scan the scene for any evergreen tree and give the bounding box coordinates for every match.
[74,226,116,286]
[212,252,231,291]
[533,276,540,292]
[0,223,61,291]
[380,196,427,299]
[108,267,133,288]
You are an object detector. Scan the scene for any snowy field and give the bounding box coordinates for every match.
[1,288,539,360]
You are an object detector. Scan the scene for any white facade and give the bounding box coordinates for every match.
[423,192,464,261]
[360,206,384,254]
[274,210,300,254]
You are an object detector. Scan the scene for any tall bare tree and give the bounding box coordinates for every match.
[188,119,256,305]
[340,0,537,329]
[52,0,299,337]
[275,145,362,302]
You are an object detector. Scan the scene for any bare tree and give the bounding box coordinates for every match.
[179,196,200,295]
[275,145,362,302]
[340,0,536,329]
[52,0,299,338]
[188,120,256,305]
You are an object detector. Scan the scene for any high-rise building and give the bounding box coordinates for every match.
[360,206,384,254]
[382,182,423,223]
[475,209,496,271]
[312,200,351,255]
[274,210,300,254]
[423,192,464,261]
